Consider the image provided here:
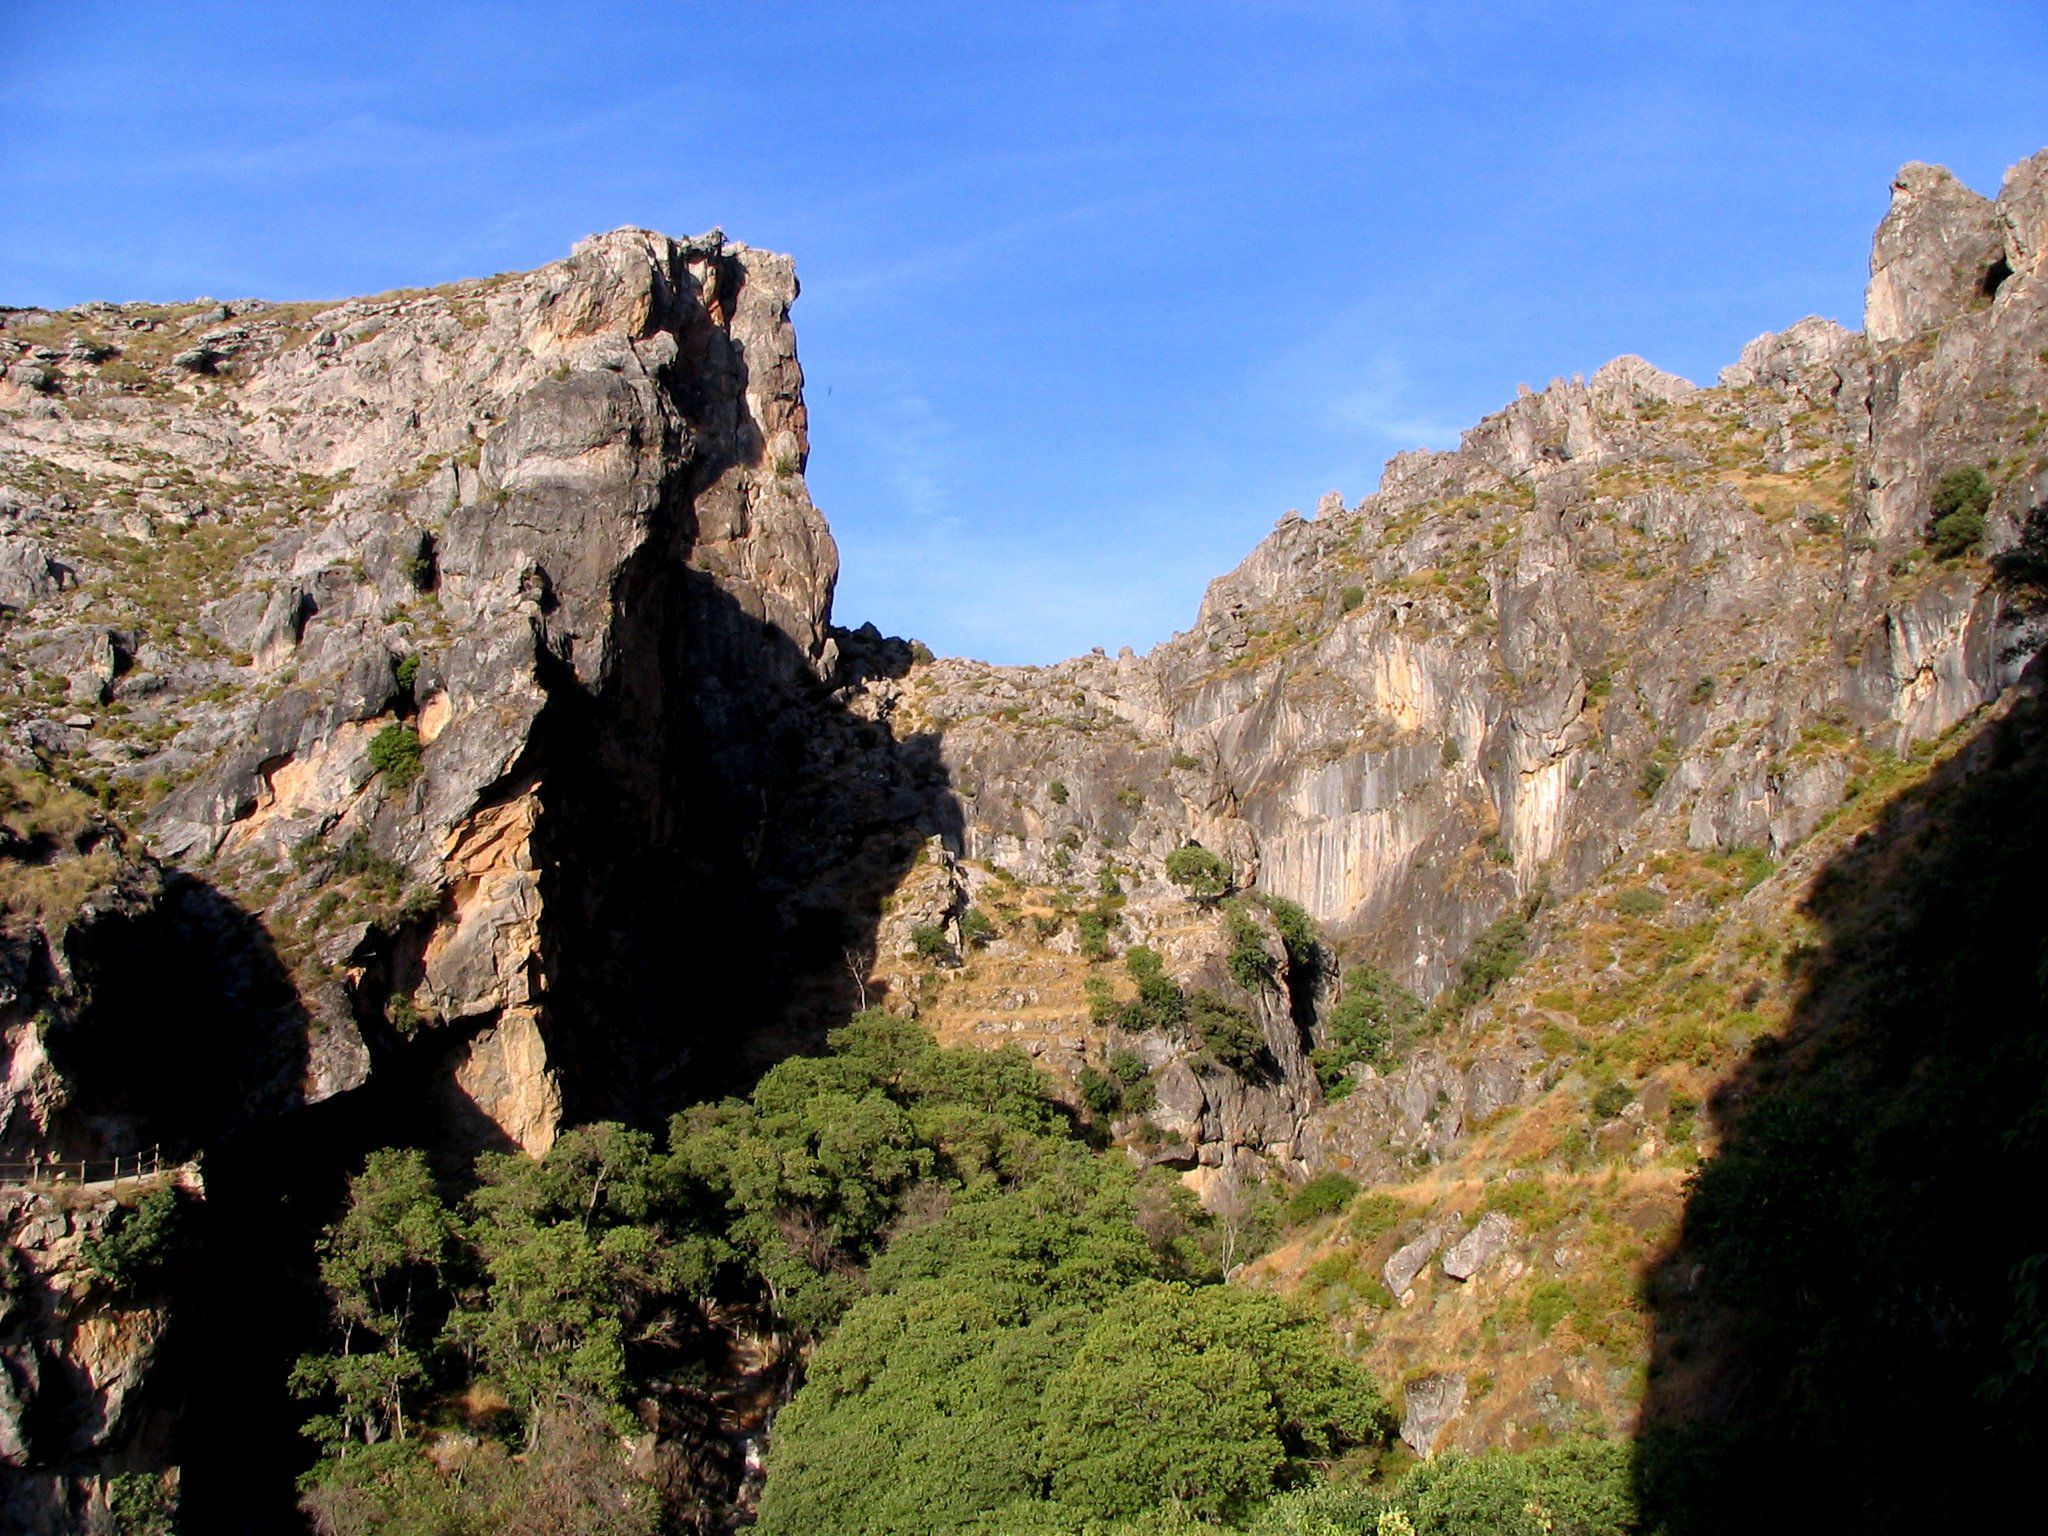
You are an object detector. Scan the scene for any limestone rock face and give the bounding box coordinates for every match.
[861,149,2048,1195]
[0,227,837,1158]
[0,1178,191,1536]
[1865,163,2008,346]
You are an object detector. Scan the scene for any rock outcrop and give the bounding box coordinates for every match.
[0,228,840,1159]
[871,148,2048,1187]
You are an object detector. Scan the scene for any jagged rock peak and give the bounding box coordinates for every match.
[1866,157,2014,345]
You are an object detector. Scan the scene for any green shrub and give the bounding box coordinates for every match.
[1590,1080,1634,1120]
[1926,467,1991,558]
[1615,887,1664,917]
[1282,1173,1358,1225]
[1257,894,1322,978]
[909,924,952,962]
[958,907,997,948]
[1164,843,1232,903]
[1340,584,1366,612]
[1449,916,1528,1012]
[1226,903,1276,991]
[1049,779,1069,805]
[393,653,421,696]
[1077,909,1113,961]
[1484,1176,1556,1226]
[1312,966,1423,1093]
[82,1185,184,1292]
[367,723,423,788]
[1078,1065,1123,1117]
[1188,989,1265,1076]
[1527,1280,1573,1337]
[1120,947,1187,1034]
[1349,1192,1413,1243]
[107,1471,178,1536]
[1993,501,2048,599]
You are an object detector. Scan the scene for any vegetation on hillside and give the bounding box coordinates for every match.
[288,1006,1655,1535]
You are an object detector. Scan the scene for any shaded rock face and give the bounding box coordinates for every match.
[0,230,962,1528]
[0,227,847,1158]
[0,1179,187,1536]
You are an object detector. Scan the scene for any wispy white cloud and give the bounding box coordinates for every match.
[1319,348,1470,449]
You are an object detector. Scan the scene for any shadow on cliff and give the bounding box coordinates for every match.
[1631,662,2048,1533]
[531,551,961,1123]
[23,868,356,1536]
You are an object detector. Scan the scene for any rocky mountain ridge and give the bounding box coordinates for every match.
[0,148,2043,1527]
[863,150,2046,1175]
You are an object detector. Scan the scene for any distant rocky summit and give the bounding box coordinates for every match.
[2,149,2045,1532]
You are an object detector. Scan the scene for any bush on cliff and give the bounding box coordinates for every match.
[1312,966,1423,1095]
[1165,842,1232,903]
[1926,466,1991,558]
[368,723,424,788]
[81,1184,185,1293]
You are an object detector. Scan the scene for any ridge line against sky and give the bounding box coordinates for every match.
[4,1,2046,664]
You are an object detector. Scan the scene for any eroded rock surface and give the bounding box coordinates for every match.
[0,228,838,1156]
[864,149,2048,1186]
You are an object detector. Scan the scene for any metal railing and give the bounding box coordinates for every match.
[0,1147,171,1189]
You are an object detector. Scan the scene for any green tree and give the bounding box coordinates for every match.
[1226,903,1277,991]
[292,1149,458,1450]
[81,1185,185,1293]
[1312,967,1423,1095]
[1040,1282,1391,1522]
[1927,466,1992,559]
[1164,843,1232,903]
[1121,947,1187,1033]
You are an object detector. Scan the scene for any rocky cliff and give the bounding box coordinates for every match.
[867,149,2048,1173]
[0,227,844,1163]
[1,147,2045,1524]
[0,227,922,1523]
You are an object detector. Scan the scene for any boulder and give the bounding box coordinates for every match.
[1400,1372,1467,1457]
[1384,1220,1449,1299]
[1441,1211,1515,1282]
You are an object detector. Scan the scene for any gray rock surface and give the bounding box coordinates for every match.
[1400,1371,1468,1457]
[1441,1211,1516,1281]
[0,226,838,1158]
[1866,163,2008,347]
[869,149,2048,1181]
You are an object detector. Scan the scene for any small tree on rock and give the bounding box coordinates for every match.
[1927,467,1992,559]
[1164,843,1231,904]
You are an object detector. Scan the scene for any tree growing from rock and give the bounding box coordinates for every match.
[1165,842,1232,903]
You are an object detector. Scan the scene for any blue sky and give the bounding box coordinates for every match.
[5,3,2046,663]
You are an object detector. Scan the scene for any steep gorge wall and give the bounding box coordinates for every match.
[1,146,2045,1520]
[910,151,2048,991]
[0,227,864,1522]
[0,226,839,1162]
